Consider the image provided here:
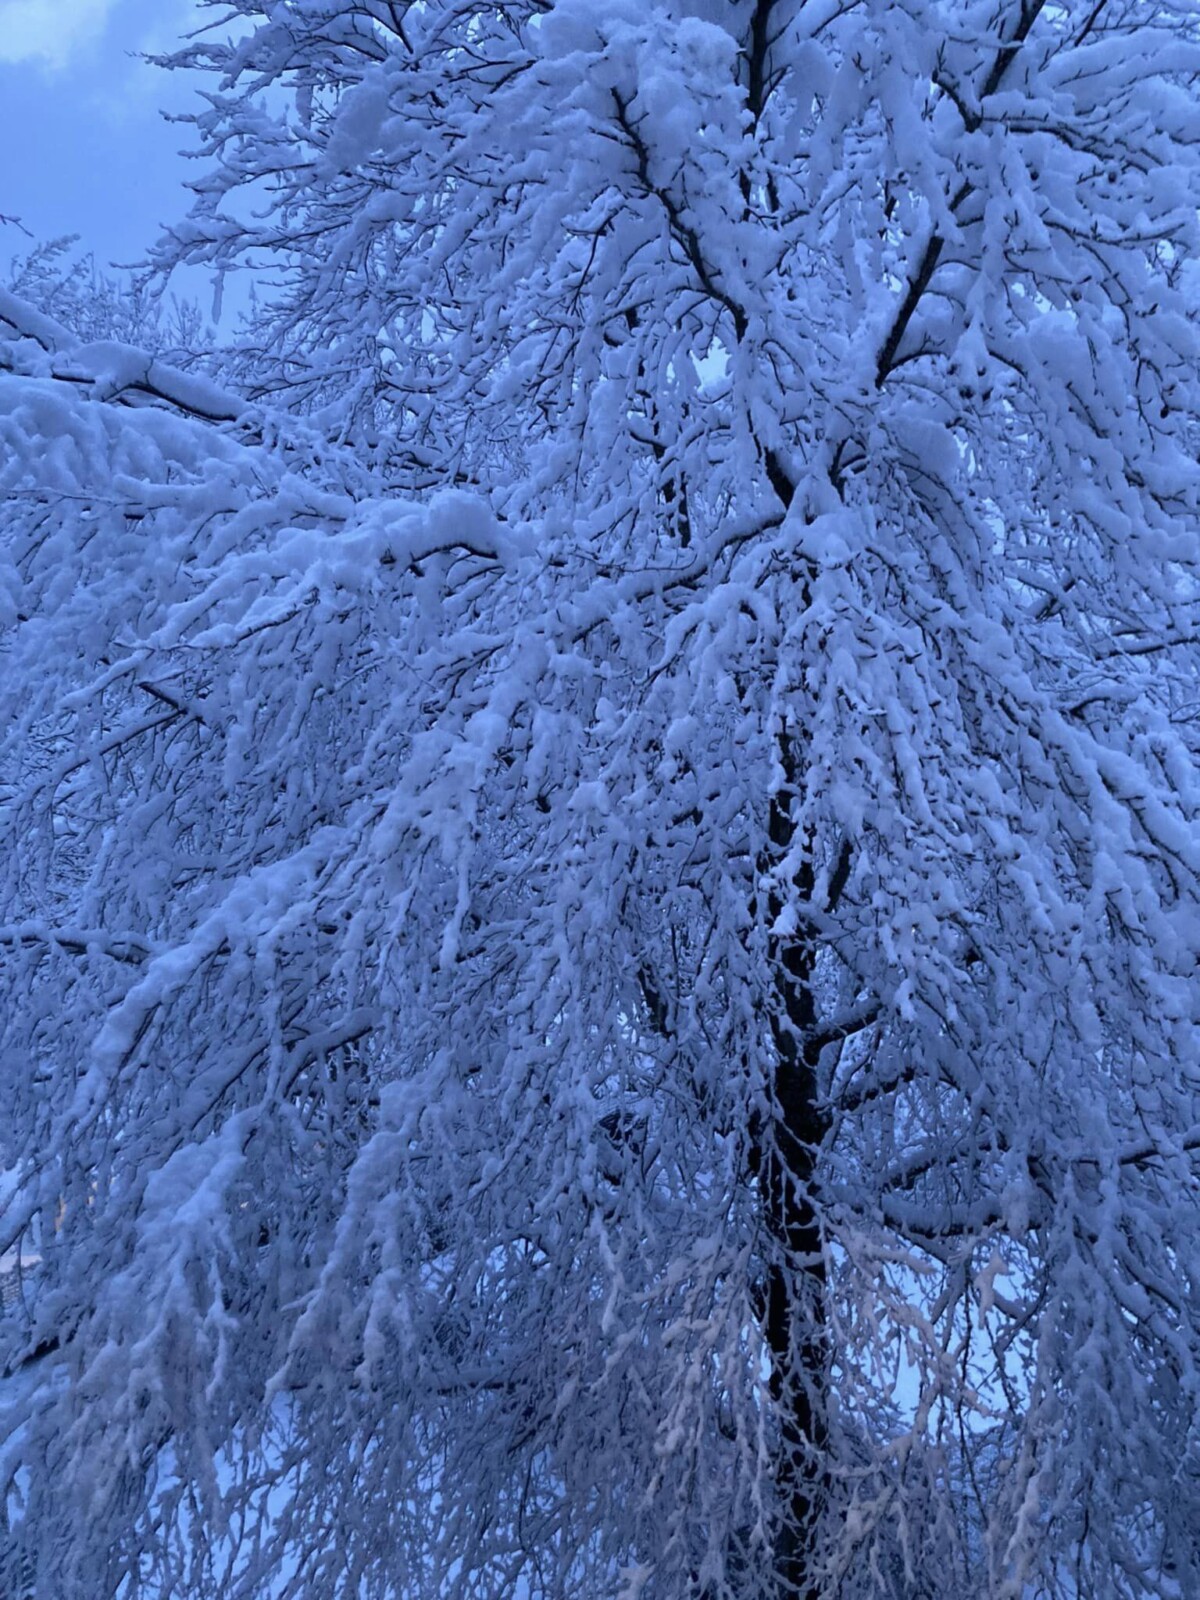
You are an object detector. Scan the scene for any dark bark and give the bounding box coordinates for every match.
[750,735,831,1600]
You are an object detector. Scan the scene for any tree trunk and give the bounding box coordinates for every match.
[750,747,831,1600]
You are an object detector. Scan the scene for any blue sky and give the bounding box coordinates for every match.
[0,0,211,281]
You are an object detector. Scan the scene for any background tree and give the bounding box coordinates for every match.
[3,2,1200,1597]
[4,237,213,367]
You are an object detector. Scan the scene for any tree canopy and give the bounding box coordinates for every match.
[4,3,1200,1597]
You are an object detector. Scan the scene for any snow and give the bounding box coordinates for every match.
[4,1,1200,1595]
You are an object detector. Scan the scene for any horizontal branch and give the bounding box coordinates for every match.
[0,922,155,966]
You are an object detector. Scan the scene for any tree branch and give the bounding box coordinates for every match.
[875,0,1048,387]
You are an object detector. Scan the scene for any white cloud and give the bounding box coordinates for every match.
[0,0,118,69]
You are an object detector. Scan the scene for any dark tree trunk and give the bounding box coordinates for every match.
[748,742,832,1600]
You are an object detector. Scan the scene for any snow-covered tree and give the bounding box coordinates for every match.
[4,238,212,368]
[4,2,1200,1596]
